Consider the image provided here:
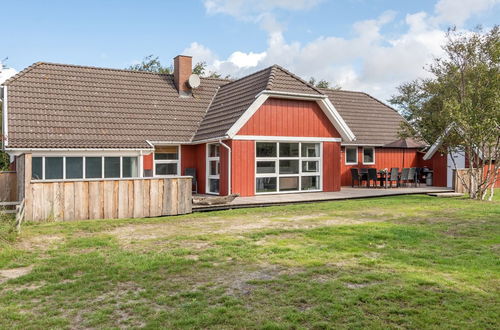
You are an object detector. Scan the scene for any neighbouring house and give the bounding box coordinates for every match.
[1,55,450,208]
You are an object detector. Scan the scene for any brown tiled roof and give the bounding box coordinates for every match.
[3,62,228,148]
[193,65,323,141]
[320,89,406,146]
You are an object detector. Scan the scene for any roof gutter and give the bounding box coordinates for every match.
[218,139,232,195]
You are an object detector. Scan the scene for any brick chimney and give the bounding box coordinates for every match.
[173,55,192,96]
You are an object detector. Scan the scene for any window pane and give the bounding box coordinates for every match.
[279,177,299,191]
[256,161,276,174]
[122,157,138,178]
[32,157,43,180]
[279,160,299,174]
[104,157,120,178]
[209,144,220,158]
[363,148,374,163]
[209,178,220,193]
[256,142,277,158]
[45,157,63,179]
[302,143,320,158]
[156,163,177,175]
[301,176,320,190]
[155,146,179,160]
[66,157,83,179]
[256,177,277,193]
[209,160,220,176]
[85,157,102,178]
[279,143,299,157]
[346,147,357,163]
[302,160,319,173]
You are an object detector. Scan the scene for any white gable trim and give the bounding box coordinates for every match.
[423,123,457,160]
[225,91,356,142]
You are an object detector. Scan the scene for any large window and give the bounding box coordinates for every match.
[362,147,375,165]
[31,156,139,181]
[207,143,220,194]
[345,146,358,165]
[255,142,321,194]
[154,146,180,176]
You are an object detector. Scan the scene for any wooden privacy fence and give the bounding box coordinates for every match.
[17,154,192,222]
[453,168,500,193]
[0,171,17,202]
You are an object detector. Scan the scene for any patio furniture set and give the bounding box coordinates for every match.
[351,167,432,188]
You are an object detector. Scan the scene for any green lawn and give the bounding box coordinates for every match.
[0,194,499,329]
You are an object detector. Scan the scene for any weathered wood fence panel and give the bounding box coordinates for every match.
[16,153,192,222]
[0,171,17,202]
[454,168,500,193]
[26,177,192,222]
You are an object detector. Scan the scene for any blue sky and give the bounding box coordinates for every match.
[1,0,499,100]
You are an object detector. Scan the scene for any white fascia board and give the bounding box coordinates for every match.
[423,123,456,160]
[255,90,327,100]
[226,93,269,138]
[341,143,384,147]
[319,98,356,142]
[1,86,7,149]
[234,135,341,142]
[6,148,152,157]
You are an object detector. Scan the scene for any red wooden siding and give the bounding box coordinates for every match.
[143,153,153,171]
[181,145,197,174]
[238,98,341,138]
[195,144,207,194]
[323,142,341,191]
[231,140,255,197]
[340,147,419,186]
[417,152,447,187]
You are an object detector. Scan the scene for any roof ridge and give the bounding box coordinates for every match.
[269,64,324,95]
[190,85,222,142]
[2,62,44,85]
[34,61,177,75]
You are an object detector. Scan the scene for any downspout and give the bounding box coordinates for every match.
[218,139,232,195]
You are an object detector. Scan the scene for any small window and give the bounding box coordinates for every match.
[256,177,277,193]
[32,157,43,180]
[156,163,177,176]
[363,147,375,164]
[122,157,138,178]
[45,157,63,179]
[301,143,320,158]
[256,161,276,174]
[279,143,299,157]
[301,176,320,191]
[209,160,220,176]
[256,142,277,158]
[279,177,299,191]
[208,178,220,194]
[85,157,102,179]
[209,144,220,158]
[279,160,299,174]
[66,157,83,179]
[345,147,358,165]
[302,160,319,173]
[104,157,120,178]
[155,146,179,160]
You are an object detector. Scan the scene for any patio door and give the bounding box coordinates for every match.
[207,143,221,194]
[447,151,465,188]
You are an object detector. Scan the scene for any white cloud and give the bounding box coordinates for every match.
[434,0,500,26]
[0,63,17,84]
[190,0,497,101]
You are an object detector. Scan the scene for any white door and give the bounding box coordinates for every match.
[447,152,465,188]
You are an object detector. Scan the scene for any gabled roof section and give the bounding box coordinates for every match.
[320,88,406,146]
[193,65,324,141]
[3,62,228,149]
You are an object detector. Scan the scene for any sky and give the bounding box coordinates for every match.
[1,0,499,101]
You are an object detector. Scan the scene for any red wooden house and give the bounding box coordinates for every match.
[1,55,449,197]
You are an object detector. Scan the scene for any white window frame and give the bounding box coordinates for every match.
[362,147,376,165]
[153,145,181,177]
[206,143,221,195]
[345,146,358,165]
[255,141,322,195]
[31,155,140,181]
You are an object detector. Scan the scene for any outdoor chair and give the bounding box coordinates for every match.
[185,168,198,194]
[408,167,417,187]
[388,167,399,188]
[350,168,361,187]
[367,168,378,188]
[400,168,410,187]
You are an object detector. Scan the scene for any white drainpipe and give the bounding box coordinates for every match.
[218,140,232,195]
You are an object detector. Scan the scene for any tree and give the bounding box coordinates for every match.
[127,55,172,73]
[389,26,500,200]
[308,77,340,89]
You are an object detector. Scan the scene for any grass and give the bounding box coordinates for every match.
[0,193,499,329]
